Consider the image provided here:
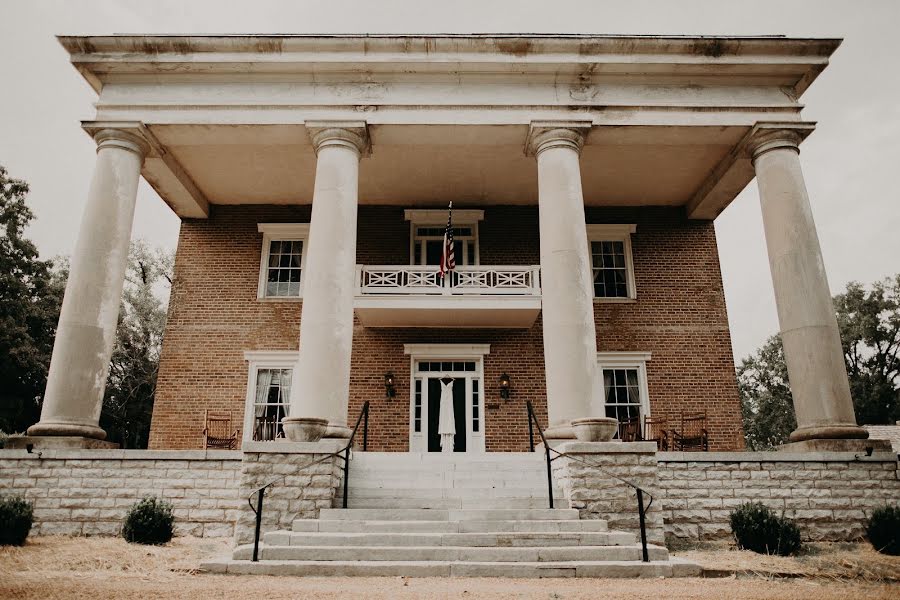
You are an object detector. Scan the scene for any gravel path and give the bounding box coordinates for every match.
[1,537,898,600]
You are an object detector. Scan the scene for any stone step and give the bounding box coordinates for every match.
[337,486,563,499]
[293,518,609,534]
[350,452,542,463]
[264,530,634,547]
[346,476,554,488]
[342,497,563,509]
[317,508,581,521]
[346,463,547,474]
[235,544,670,562]
[201,558,702,578]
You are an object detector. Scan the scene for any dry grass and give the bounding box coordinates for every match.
[0,536,898,600]
[677,541,900,583]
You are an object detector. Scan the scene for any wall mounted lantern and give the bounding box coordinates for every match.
[384,371,396,399]
[499,372,511,400]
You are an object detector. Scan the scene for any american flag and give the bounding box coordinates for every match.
[439,201,456,278]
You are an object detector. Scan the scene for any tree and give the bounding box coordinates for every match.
[0,165,64,434]
[739,275,900,449]
[737,335,796,450]
[834,276,900,425]
[100,241,173,448]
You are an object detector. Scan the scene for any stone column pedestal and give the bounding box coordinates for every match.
[287,122,369,440]
[751,127,868,446]
[27,127,149,446]
[546,441,664,545]
[527,121,600,439]
[233,440,344,544]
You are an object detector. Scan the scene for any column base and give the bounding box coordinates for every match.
[789,424,869,442]
[5,435,119,450]
[778,438,892,454]
[26,421,108,440]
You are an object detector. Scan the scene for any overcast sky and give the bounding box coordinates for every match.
[1,0,898,362]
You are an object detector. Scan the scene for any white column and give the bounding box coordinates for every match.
[28,128,149,440]
[527,122,599,439]
[751,129,867,442]
[287,122,368,439]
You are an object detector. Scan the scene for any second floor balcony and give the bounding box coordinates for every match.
[354,265,542,328]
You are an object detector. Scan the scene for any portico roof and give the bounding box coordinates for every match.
[59,34,840,220]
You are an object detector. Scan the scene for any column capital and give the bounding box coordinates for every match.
[746,122,815,164]
[92,128,151,158]
[82,122,153,159]
[306,120,370,157]
[525,120,593,157]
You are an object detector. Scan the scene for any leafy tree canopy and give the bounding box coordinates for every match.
[0,165,64,434]
[739,275,900,449]
[100,241,173,448]
[0,164,173,449]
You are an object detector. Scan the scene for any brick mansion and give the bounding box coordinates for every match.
[24,34,871,455]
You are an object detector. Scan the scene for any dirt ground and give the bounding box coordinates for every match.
[1,536,898,600]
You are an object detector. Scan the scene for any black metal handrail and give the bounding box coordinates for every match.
[247,401,370,562]
[526,400,555,509]
[526,400,652,562]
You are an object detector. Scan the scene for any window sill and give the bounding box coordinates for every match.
[256,296,303,303]
[593,297,637,304]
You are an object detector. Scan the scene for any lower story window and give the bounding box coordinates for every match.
[252,367,292,441]
[595,352,651,438]
[602,368,642,423]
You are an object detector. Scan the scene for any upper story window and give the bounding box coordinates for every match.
[585,224,637,300]
[404,209,484,266]
[257,223,309,299]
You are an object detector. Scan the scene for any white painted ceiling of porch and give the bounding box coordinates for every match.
[149,123,746,207]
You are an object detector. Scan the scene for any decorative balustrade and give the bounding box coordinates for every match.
[357,265,541,296]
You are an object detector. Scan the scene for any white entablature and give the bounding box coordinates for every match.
[59,34,836,220]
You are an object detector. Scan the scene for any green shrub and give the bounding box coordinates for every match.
[122,497,175,545]
[866,505,900,555]
[729,502,801,556]
[0,496,34,546]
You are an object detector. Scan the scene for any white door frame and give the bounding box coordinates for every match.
[404,344,490,453]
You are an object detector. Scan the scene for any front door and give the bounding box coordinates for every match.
[426,378,466,452]
[409,358,485,452]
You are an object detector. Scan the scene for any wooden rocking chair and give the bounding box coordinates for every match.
[643,415,669,451]
[254,414,281,442]
[203,409,238,449]
[671,411,709,452]
[618,417,642,442]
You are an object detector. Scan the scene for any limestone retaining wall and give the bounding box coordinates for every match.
[233,441,343,544]
[550,441,666,545]
[3,447,897,544]
[657,451,900,542]
[0,449,242,537]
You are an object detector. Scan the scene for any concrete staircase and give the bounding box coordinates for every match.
[202,452,700,577]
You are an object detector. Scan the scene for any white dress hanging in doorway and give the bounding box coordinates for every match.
[438,379,456,453]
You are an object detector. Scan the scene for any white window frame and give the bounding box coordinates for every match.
[593,351,652,423]
[256,223,310,300]
[404,209,484,267]
[242,350,298,443]
[586,224,637,301]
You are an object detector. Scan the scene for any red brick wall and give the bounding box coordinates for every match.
[150,205,742,451]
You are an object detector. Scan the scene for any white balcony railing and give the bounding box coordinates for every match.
[357,265,541,296]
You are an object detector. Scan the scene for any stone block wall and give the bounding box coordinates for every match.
[0,449,242,537]
[233,442,342,544]
[3,446,898,545]
[550,442,665,545]
[152,204,742,451]
[657,452,900,542]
